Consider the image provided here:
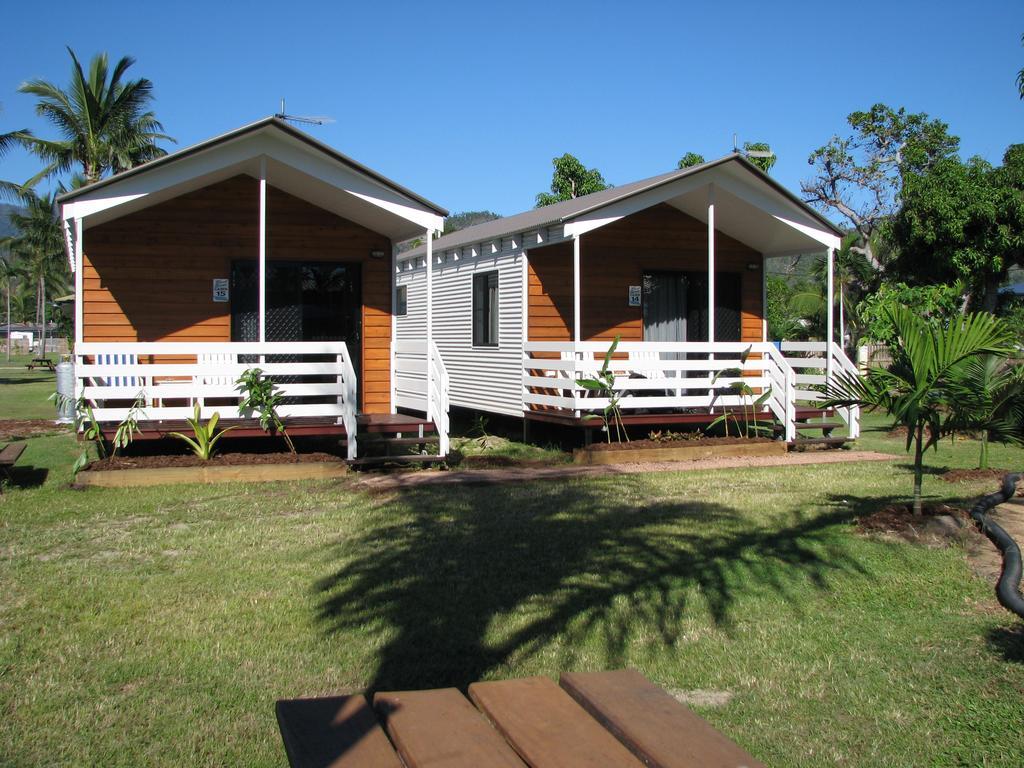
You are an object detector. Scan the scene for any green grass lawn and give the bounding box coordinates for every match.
[1,417,1023,766]
[0,354,59,421]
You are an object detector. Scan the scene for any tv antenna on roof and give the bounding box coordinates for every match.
[732,133,775,162]
[274,98,335,127]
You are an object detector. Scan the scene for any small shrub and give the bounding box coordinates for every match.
[168,403,236,460]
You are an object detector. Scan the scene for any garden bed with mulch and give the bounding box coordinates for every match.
[855,502,971,544]
[86,451,343,471]
[75,451,348,488]
[939,468,1014,484]
[0,420,67,440]
[586,435,773,452]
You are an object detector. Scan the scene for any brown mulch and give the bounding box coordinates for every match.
[0,420,67,441]
[940,468,1014,484]
[87,451,344,472]
[587,436,773,452]
[856,502,969,536]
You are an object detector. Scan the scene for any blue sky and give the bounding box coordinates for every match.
[1,0,1022,221]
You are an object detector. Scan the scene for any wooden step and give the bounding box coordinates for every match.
[347,454,447,468]
[795,421,845,432]
[468,675,644,768]
[789,437,849,449]
[374,688,526,768]
[275,694,402,768]
[559,669,765,768]
[358,436,440,446]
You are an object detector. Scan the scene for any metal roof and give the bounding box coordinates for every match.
[56,116,448,216]
[405,154,841,258]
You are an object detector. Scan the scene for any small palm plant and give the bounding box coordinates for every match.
[826,306,1014,515]
[168,403,236,460]
[111,391,146,457]
[709,346,774,438]
[575,336,629,443]
[948,355,1024,469]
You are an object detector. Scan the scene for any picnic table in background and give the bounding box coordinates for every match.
[276,668,765,768]
[25,358,56,372]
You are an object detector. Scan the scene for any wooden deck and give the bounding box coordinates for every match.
[525,405,835,427]
[276,669,764,768]
[99,416,349,442]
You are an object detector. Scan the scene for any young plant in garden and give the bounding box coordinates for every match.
[236,368,295,454]
[947,355,1024,469]
[111,391,146,457]
[575,335,629,443]
[168,403,236,461]
[52,393,107,476]
[708,346,773,439]
[826,306,1013,514]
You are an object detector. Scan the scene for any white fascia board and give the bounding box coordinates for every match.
[712,171,841,252]
[60,129,443,234]
[268,133,443,233]
[561,173,711,238]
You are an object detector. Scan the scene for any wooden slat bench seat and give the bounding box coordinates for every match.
[0,442,26,484]
[560,669,765,768]
[276,695,402,768]
[374,687,526,768]
[468,675,644,768]
[277,671,765,768]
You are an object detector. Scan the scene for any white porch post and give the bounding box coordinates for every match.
[707,184,716,343]
[390,245,398,414]
[425,229,434,423]
[572,235,581,342]
[258,157,267,343]
[74,218,83,347]
[826,246,835,388]
[761,254,768,342]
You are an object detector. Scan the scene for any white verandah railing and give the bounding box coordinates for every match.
[522,341,861,442]
[74,341,359,459]
[779,341,861,439]
[391,339,451,455]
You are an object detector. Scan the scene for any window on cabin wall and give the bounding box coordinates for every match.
[472,271,499,347]
[396,285,408,316]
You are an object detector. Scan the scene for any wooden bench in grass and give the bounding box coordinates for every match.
[0,443,26,485]
[277,670,765,768]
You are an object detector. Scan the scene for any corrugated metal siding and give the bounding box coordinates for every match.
[393,251,524,417]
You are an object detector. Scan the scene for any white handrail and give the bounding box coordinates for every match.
[523,341,800,441]
[74,341,360,455]
[428,340,450,457]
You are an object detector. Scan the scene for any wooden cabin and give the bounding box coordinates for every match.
[395,156,860,444]
[59,118,447,458]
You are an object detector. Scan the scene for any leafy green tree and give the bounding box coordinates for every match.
[443,210,500,234]
[766,275,807,340]
[535,153,609,207]
[0,187,67,355]
[16,47,173,186]
[890,145,1024,312]
[948,355,1024,469]
[858,281,964,346]
[801,104,959,271]
[742,141,776,173]
[0,257,23,362]
[1017,33,1024,99]
[677,152,705,169]
[827,307,1014,514]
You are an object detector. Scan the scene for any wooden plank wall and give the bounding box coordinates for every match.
[527,204,763,343]
[82,174,394,413]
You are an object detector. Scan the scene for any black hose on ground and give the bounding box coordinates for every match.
[968,473,1024,620]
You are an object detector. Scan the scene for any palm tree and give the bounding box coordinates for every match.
[17,47,173,186]
[0,187,66,357]
[948,355,1024,469]
[0,257,24,362]
[826,306,1014,515]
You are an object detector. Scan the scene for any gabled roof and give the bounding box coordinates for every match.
[406,154,842,258]
[57,116,447,216]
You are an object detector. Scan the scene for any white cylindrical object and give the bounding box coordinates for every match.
[55,359,75,423]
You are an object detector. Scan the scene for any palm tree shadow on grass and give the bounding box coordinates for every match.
[313,477,870,694]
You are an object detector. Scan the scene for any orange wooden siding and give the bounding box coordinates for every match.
[82,175,393,413]
[527,204,763,343]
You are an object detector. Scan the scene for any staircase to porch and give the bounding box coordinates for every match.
[348,413,446,467]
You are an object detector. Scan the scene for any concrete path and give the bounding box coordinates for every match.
[354,450,894,491]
